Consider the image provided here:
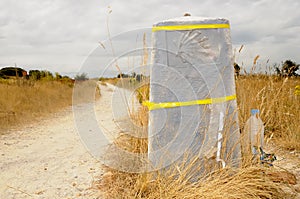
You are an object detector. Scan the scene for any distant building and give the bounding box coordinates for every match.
[0,67,27,78]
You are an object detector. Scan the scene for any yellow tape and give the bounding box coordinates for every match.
[143,94,236,111]
[152,23,230,32]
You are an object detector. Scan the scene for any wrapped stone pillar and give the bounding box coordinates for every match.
[145,17,241,174]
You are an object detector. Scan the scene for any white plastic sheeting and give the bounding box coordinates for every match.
[148,17,241,172]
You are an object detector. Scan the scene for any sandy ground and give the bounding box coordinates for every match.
[0,83,125,199]
[267,144,300,198]
[1,82,299,198]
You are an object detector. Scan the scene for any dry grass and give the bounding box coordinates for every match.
[97,166,287,199]
[0,79,73,132]
[236,75,300,151]
[72,79,100,104]
[100,77,119,85]
[97,74,300,198]
[99,134,289,198]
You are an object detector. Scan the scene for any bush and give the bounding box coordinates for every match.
[275,60,299,77]
[75,73,89,81]
[29,70,41,80]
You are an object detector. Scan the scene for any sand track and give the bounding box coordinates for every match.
[1,82,299,198]
[0,83,121,198]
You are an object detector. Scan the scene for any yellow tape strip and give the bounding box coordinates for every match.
[143,94,236,111]
[152,23,230,32]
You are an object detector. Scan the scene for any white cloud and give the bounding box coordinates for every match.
[0,0,299,75]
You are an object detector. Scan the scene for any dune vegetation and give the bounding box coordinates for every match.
[0,78,74,133]
[97,74,299,199]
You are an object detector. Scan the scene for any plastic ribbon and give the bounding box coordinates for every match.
[143,94,236,111]
[152,23,230,32]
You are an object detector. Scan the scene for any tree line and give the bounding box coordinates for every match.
[0,67,89,81]
[234,60,300,77]
[117,72,146,82]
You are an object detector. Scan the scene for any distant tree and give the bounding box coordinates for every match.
[234,62,241,77]
[275,60,299,77]
[75,73,88,81]
[29,70,41,80]
[41,70,53,80]
[274,63,281,75]
[136,74,144,82]
[282,60,299,77]
[131,72,136,78]
[62,75,70,79]
[117,73,129,78]
[55,72,62,80]
[29,70,55,80]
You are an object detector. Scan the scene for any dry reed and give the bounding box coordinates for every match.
[0,79,73,132]
[236,75,300,151]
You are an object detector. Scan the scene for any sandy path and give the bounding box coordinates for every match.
[0,83,122,198]
[1,82,299,198]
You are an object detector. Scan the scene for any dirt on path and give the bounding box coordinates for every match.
[0,83,120,199]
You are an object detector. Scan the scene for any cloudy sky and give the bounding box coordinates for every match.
[0,0,299,77]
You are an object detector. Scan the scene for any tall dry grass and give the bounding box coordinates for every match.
[0,79,73,133]
[236,75,300,151]
[98,166,287,199]
[97,74,299,198]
